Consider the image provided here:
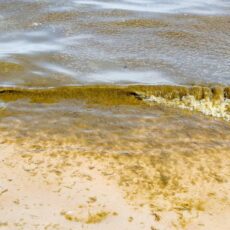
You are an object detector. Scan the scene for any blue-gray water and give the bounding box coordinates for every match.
[0,0,229,87]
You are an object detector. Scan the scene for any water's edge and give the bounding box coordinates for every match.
[1,84,230,121]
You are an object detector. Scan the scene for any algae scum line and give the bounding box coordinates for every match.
[1,84,230,121]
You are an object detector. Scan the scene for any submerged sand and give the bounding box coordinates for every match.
[0,132,230,229]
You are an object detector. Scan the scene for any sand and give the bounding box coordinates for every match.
[0,143,154,230]
[0,140,229,230]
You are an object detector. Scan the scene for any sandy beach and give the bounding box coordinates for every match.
[1,134,229,230]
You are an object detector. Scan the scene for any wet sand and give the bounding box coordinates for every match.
[0,95,230,229]
[0,139,230,230]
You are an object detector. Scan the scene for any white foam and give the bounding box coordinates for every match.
[74,0,230,15]
[146,95,230,121]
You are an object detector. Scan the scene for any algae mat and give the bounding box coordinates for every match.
[0,84,230,120]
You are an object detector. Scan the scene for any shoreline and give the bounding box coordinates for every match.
[0,140,229,229]
[0,84,230,121]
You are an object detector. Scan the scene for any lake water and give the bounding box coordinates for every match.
[0,1,230,228]
[0,0,229,87]
[0,0,230,152]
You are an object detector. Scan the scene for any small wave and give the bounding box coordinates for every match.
[0,85,229,121]
[74,0,230,15]
[146,95,230,121]
[131,85,230,121]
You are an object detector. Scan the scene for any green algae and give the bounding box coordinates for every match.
[212,86,224,104]
[0,109,9,118]
[225,87,230,99]
[0,85,143,106]
[159,31,196,40]
[86,211,110,224]
[1,85,229,229]
[129,85,230,101]
[10,114,230,229]
[26,144,229,228]
[0,85,229,105]
[39,11,79,23]
[136,85,230,121]
[157,30,200,49]
[0,84,229,120]
[129,85,190,99]
[110,19,168,28]
[84,18,168,34]
[0,61,24,74]
[62,212,80,222]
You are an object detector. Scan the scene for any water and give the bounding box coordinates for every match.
[74,0,230,14]
[0,0,229,87]
[0,0,230,161]
[0,2,230,228]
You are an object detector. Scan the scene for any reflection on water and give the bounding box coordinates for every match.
[0,1,230,227]
[0,0,229,86]
[81,70,173,84]
[0,31,60,58]
[74,0,230,14]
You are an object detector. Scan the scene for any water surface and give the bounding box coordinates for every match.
[0,0,229,86]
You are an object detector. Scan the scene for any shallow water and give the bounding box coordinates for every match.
[0,0,229,144]
[0,0,229,87]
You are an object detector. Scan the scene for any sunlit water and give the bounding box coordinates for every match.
[0,0,229,87]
